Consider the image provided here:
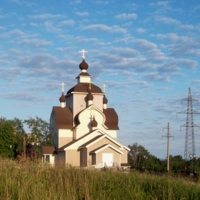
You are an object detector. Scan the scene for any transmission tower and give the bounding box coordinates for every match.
[177,88,200,160]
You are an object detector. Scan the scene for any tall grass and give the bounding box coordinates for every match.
[0,158,200,200]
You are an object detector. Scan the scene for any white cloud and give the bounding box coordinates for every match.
[129,80,151,88]
[0,26,5,30]
[0,92,45,102]
[0,67,22,80]
[44,21,61,33]
[93,1,109,5]
[29,14,62,19]
[30,22,38,27]
[193,5,200,11]
[0,29,24,38]
[192,80,200,83]
[115,13,137,20]
[150,1,169,7]
[136,28,146,33]
[9,0,20,4]
[70,0,81,4]
[144,73,170,82]
[155,16,180,25]
[18,39,52,48]
[58,20,75,26]
[83,24,127,34]
[75,12,89,17]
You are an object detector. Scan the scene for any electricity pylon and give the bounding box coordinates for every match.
[177,88,200,160]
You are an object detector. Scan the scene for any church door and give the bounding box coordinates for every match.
[102,153,113,167]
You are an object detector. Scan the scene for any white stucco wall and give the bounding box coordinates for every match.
[73,94,87,124]
[93,94,104,111]
[75,106,117,139]
[66,94,73,111]
[58,129,73,148]
[78,76,91,83]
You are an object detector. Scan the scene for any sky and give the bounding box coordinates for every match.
[0,0,200,159]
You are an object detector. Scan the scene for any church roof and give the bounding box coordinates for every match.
[41,146,57,155]
[58,130,95,151]
[79,135,103,148]
[67,83,103,94]
[103,108,119,130]
[76,72,91,77]
[89,144,124,154]
[52,107,73,129]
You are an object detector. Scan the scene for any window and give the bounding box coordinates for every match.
[46,155,50,162]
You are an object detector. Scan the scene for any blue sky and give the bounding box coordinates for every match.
[0,0,200,159]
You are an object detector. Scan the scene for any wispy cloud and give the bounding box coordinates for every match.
[93,1,109,5]
[135,28,146,33]
[75,12,89,17]
[58,19,75,26]
[115,13,137,20]
[83,24,127,34]
[29,13,62,19]
[17,39,52,48]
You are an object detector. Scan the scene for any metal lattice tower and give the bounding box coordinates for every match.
[177,88,200,160]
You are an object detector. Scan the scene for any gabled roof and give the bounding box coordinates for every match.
[52,106,73,129]
[58,128,130,151]
[58,130,95,151]
[103,108,119,130]
[67,83,103,94]
[79,135,103,148]
[90,144,124,154]
[41,146,57,155]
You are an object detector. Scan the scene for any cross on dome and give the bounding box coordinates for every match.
[102,84,107,93]
[79,49,88,59]
[60,82,66,92]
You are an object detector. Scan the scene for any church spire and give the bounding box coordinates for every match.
[59,82,66,108]
[77,49,91,83]
[102,84,108,109]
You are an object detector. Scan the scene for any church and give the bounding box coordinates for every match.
[42,50,130,168]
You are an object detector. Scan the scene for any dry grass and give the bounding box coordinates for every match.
[0,158,200,200]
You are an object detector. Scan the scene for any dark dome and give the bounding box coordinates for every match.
[103,95,108,104]
[87,92,93,101]
[91,117,98,127]
[59,93,66,103]
[79,59,88,70]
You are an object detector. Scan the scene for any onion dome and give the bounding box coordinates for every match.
[79,59,88,71]
[103,95,108,104]
[59,92,66,103]
[91,116,98,128]
[87,91,93,101]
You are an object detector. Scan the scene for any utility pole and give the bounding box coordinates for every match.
[162,122,174,172]
[23,136,26,159]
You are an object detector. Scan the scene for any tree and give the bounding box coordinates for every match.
[9,118,25,155]
[128,143,150,169]
[0,120,15,158]
[24,117,52,146]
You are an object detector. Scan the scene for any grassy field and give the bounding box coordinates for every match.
[0,158,200,200]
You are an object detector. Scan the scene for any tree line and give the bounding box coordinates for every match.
[128,142,200,176]
[0,117,52,158]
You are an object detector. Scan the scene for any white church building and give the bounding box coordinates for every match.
[42,50,130,168]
